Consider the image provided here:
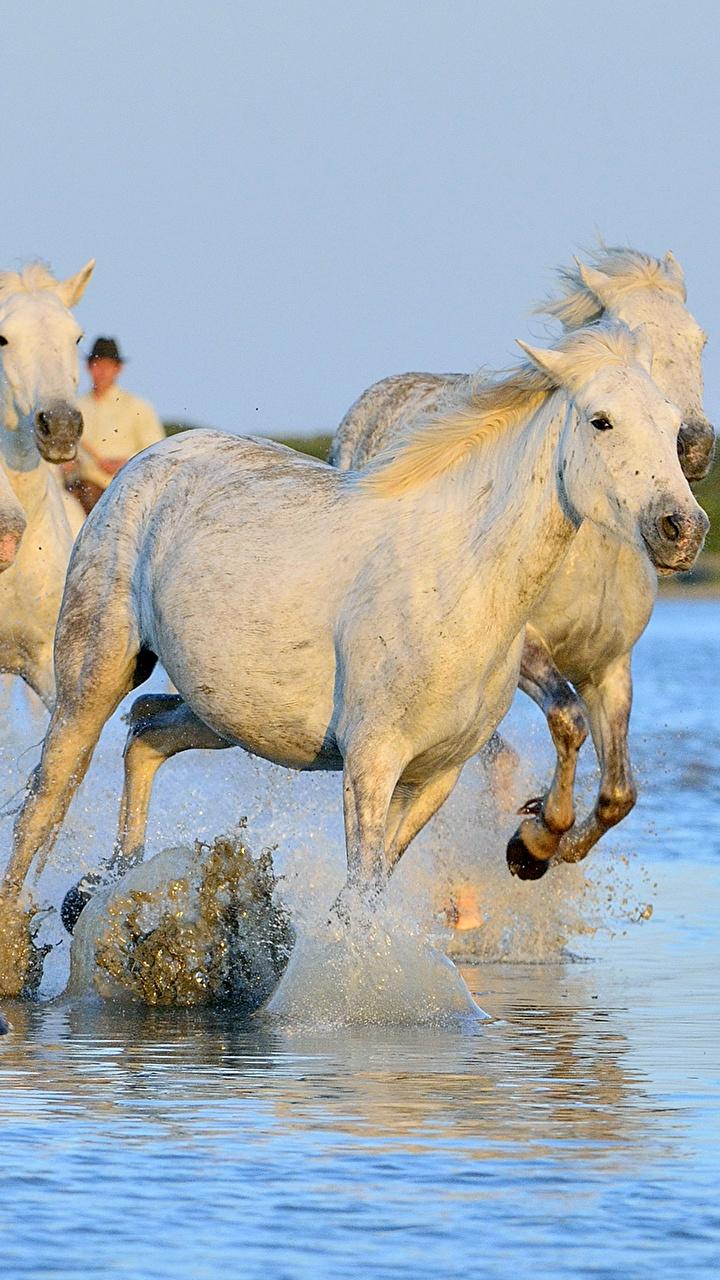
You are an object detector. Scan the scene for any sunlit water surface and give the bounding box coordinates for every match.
[0,600,718,1278]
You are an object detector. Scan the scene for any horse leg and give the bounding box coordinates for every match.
[0,614,142,992]
[479,732,523,814]
[20,643,56,712]
[341,740,409,894]
[2,583,149,900]
[384,766,463,874]
[0,644,55,713]
[553,653,636,866]
[4,660,139,900]
[113,695,232,874]
[506,626,590,880]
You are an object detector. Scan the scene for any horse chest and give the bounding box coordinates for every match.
[530,527,657,681]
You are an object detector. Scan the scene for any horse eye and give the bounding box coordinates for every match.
[591,415,613,431]
[76,336,82,345]
[0,336,7,347]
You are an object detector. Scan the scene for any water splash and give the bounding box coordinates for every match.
[409,751,653,964]
[267,890,484,1025]
[69,833,293,1007]
[0,668,654,1004]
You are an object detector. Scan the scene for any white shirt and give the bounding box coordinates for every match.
[77,386,165,488]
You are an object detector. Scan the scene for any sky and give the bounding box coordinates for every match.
[1,2,719,438]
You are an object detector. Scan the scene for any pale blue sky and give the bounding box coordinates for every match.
[1,2,718,436]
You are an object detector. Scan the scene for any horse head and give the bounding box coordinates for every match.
[0,261,94,465]
[560,253,714,482]
[518,321,709,575]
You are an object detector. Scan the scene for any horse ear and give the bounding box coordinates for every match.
[631,323,654,375]
[662,250,685,287]
[516,340,569,385]
[56,260,95,308]
[574,258,616,306]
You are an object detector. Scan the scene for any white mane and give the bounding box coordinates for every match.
[537,245,687,331]
[0,262,59,304]
[363,323,640,497]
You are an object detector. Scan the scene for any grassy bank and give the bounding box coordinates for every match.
[662,452,720,592]
[163,421,333,462]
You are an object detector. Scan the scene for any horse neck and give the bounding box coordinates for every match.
[412,391,578,630]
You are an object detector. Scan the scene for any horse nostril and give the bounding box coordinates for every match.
[659,514,683,543]
[35,411,50,434]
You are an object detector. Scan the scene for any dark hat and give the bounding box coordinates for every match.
[87,336,125,363]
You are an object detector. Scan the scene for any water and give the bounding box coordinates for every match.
[0,600,719,1278]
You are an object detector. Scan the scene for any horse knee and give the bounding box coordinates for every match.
[546,696,589,753]
[597,780,637,828]
[123,722,168,769]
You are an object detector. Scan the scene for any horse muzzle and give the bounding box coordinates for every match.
[33,399,83,463]
[677,417,715,483]
[640,499,709,573]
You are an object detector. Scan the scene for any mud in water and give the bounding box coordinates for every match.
[69,833,293,1008]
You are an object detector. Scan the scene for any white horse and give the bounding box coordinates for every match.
[0,261,95,707]
[329,247,713,876]
[0,320,707,993]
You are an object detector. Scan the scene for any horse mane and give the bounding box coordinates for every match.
[537,244,687,331]
[0,262,59,304]
[362,323,640,498]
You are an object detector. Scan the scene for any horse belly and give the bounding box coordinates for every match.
[147,580,342,771]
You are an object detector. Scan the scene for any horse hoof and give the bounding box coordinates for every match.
[61,874,103,935]
[506,832,550,880]
[0,1008,8,1034]
[517,795,544,816]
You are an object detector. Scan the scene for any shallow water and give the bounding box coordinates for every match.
[0,600,719,1278]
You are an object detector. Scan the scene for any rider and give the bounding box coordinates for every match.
[66,337,165,514]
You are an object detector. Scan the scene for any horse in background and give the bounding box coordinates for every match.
[0,260,94,708]
[0,320,707,995]
[329,246,713,875]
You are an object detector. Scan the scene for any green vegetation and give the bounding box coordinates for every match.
[162,420,333,462]
[695,455,720,554]
[162,420,201,437]
[273,434,333,460]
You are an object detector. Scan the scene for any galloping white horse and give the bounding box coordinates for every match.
[0,261,94,706]
[0,320,707,993]
[330,247,713,876]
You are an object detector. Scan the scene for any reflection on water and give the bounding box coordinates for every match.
[1,865,718,1279]
[0,603,718,1277]
[0,973,662,1164]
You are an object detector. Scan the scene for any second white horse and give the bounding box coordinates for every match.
[329,247,713,875]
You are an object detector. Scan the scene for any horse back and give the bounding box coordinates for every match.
[329,373,467,470]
